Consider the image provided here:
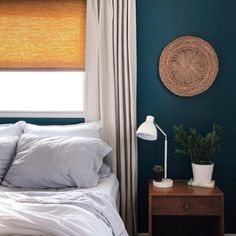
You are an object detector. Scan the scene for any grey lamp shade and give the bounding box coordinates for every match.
[136,116,157,141]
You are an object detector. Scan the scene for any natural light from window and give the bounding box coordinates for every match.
[0,71,84,117]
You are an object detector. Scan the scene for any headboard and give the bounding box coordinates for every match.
[0,118,84,126]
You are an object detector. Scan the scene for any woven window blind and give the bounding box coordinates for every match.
[0,0,86,69]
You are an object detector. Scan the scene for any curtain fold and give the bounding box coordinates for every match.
[85,0,137,235]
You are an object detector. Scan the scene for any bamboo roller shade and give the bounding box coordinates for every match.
[0,0,86,69]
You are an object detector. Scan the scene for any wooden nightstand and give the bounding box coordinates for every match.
[148,180,224,236]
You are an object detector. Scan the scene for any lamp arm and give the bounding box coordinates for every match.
[154,123,167,137]
[155,123,168,179]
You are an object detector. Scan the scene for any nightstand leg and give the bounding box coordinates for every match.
[219,196,224,236]
[148,195,152,236]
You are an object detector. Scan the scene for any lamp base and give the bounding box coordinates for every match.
[153,178,173,188]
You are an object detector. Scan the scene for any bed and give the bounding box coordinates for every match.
[0,121,128,236]
[0,174,127,236]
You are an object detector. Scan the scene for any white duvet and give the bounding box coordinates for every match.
[0,190,128,236]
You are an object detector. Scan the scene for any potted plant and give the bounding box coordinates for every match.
[173,123,222,184]
[153,165,164,182]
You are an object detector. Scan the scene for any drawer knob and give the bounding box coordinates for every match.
[183,203,190,211]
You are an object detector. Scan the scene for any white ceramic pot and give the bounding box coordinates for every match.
[192,162,214,184]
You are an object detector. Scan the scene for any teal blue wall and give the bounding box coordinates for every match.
[0,118,84,126]
[137,0,236,233]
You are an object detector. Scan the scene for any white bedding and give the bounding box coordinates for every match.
[0,174,126,236]
[0,173,119,209]
[87,173,120,209]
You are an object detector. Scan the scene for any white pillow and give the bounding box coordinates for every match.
[3,135,112,189]
[23,121,101,138]
[0,136,19,183]
[0,121,25,137]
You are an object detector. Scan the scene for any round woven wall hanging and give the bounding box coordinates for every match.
[159,36,219,97]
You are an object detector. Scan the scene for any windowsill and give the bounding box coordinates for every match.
[0,112,84,118]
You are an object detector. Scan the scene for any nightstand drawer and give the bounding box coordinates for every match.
[152,196,221,216]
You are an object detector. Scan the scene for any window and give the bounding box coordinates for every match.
[0,71,84,117]
[0,0,86,117]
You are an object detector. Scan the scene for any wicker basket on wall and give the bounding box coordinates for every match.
[159,36,219,97]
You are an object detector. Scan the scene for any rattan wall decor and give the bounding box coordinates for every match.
[159,36,219,97]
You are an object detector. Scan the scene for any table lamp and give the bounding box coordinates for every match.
[137,115,173,188]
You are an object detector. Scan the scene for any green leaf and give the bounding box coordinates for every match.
[173,123,223,163]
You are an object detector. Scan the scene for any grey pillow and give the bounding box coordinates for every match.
[3,135,112,189]
[98,163,111,178]
[0,121,25,137]
[23,121,101,138]
[0,137,19,183]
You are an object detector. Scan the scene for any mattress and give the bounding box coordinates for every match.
[85,173,120,209]
[0,173,120,209]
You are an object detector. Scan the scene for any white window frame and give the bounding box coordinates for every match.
[0,70,85,118]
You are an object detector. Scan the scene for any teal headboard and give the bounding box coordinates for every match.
[0,118,84,125]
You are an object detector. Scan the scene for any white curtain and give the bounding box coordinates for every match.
[85,0,137,235]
